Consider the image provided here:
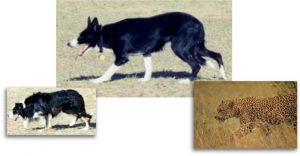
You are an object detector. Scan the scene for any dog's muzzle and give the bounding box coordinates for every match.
[7,112,19,121]
[67,39,79,47]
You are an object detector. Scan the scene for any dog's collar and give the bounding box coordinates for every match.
[97,26,103,53]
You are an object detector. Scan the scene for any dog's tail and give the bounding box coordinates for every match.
[79,112,92,119]
[84,112,93,119]
[88,112,93,118]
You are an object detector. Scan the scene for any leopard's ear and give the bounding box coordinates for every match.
[229,101,234,107]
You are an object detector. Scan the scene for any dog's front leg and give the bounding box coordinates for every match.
[47,114,52,129]
[23,118,29,129]
[139,55,152,82]
[90,63,121,83]
[44,114,52,130]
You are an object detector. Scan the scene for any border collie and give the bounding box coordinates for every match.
[7,89,92,130]
[67,12,227,83]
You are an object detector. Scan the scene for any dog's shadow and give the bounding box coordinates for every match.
[69,70,198,81]
[32,122,96,130]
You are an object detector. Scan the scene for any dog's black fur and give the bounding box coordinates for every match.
[11,89,91,122]
[68,12,225,80]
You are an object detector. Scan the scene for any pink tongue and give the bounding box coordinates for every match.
[75,44,89,60]
[79,44,89,54]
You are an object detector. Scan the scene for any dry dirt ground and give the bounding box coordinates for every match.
[6,88,96,136]
[56,0,232,97]
[194,81,297,148]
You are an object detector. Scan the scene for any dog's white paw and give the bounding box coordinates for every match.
[90,78,107,83]
[82,126,89,130]
[222,75,227,80]
[69,120,76,127]
[138,78,150,82]
[178,79,191,84]
[219,65,227,80]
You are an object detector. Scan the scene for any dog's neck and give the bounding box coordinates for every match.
[97,25,103,53]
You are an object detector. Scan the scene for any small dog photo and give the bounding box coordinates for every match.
[6,88,96,136]
[194,81,297,148]
[57,0,232,97]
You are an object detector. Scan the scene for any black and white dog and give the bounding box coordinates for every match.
[7,90,92,130]
[67,12,227,83]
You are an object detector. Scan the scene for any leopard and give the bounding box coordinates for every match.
[214,93,297,140]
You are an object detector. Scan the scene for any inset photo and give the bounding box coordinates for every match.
[6,88,96,136]
[194,81,297,148]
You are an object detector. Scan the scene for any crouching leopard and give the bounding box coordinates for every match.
[215,93,297,139]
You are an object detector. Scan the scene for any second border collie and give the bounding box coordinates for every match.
[7,89,92,130]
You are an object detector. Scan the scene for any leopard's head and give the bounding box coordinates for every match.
[215,100,240,122]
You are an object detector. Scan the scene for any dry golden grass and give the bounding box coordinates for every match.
[56,0,232,97]
[6,88,96,136]
[194,81,297,148]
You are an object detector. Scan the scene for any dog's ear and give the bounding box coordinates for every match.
[91,17,99,31]
[87,16,92,26]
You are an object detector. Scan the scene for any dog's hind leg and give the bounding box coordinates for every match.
[171,41,201,83]
[77,112,91,130]
[139,55,152,82]
[81,116,90,130]
[177,57,200,83]
[69,116,78,127]
[177,63,200,83]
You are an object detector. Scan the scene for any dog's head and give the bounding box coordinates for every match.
[8,101,26,121]
[67,17,102,58]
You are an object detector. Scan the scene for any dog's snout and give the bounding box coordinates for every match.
[67,39,78,47]
[7,112,12,118]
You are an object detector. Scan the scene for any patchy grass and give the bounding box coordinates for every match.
[194,81,297,148]
[56,0,232,97]
[6,88,96,136]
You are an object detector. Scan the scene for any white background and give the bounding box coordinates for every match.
[0,0,300,155]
